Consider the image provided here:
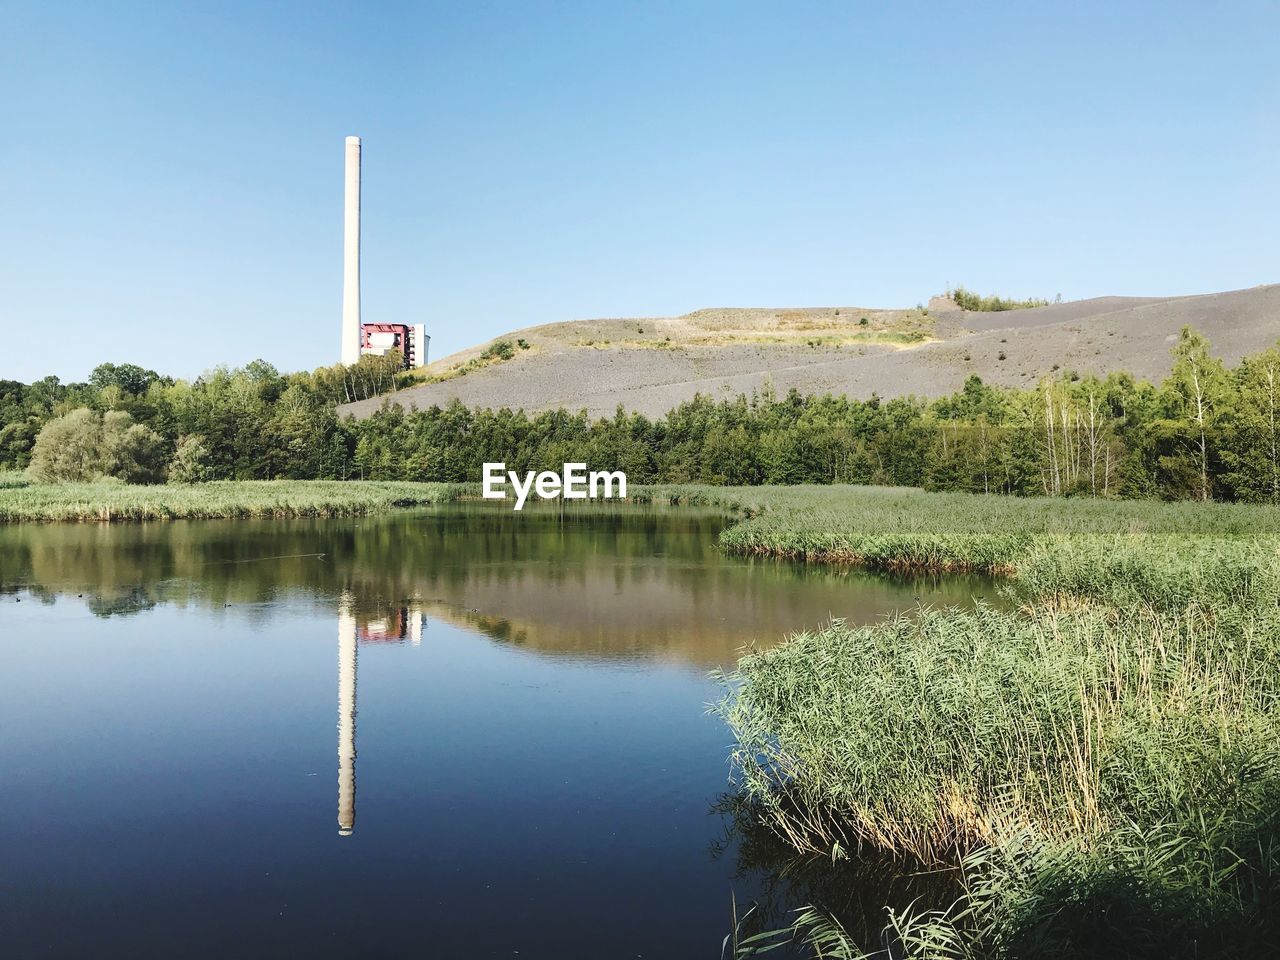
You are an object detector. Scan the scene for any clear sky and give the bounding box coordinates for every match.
[2,1,1277,383]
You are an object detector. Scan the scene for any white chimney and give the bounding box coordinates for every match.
[340,136,362,366]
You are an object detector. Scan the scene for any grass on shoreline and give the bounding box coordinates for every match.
[698,487,1280,957]
[0,479,459,522]
[7,477,1280,539]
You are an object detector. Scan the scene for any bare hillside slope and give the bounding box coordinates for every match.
[341,285,1280,420]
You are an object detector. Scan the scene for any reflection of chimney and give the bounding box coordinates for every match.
[337,596,357,836]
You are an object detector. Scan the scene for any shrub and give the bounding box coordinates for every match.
[481,340,515,361]
[950,286,1050,312]
[29,408,165,484]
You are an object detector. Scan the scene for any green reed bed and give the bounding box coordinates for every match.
[0,470,30,490]
[709,488,1280,957]
[0,479,461,522]
[708,485,1280,569]
[721,598,1280,856]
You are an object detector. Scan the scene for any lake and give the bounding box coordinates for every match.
[0,504,994,958]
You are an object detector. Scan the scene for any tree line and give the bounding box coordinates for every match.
[1,328,1277,502]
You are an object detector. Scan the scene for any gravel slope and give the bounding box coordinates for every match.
[341,285,1280,420]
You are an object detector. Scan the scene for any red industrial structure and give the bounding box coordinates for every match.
[359,322,429,370]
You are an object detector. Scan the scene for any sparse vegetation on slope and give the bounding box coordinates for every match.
[948,285,1055,312]
[402,338,524,387]
[337,285,1280,418]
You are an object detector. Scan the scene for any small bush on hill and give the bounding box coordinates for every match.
[482,340,515,361]
[950,286,1053,311]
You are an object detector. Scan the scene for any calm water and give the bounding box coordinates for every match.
[0,504,994,958]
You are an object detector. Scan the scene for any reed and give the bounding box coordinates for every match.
[0,479,461,522]
[708,485,1280,571]
[709,486,1280,957]
[720,600,1280,860]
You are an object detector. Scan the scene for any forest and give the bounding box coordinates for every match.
[2,326,1277,503]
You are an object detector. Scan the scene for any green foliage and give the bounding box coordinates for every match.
[949,286,1051,312]
[711,486,1280,958]
[168,434,214,483]
[28,408,166,484]
[0,479,458,521]
[705,485,1280,578]
[411,339,522,386]
[27,408,102,482]
[720,598,1278,854]
[481,339,516,361]
[1219,346,1280,503]
[88,362,168,396]
[1,330,1278,503]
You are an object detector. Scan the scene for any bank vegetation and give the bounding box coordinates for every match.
[2,329,1279,503]
[710,488,1280,958]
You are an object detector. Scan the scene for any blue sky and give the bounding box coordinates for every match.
[2,1,1277,383]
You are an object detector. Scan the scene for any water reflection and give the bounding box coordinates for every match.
[337,598,357,836]
[335,595,428,836]
[0,505,1001,959]
[0,504,998,669]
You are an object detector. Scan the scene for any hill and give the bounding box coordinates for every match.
[340,284,1280,419]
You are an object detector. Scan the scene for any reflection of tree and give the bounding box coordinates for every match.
[84,586,160,617]
[0,507,730,614]
[467,613,528,646]
[0,506,997,666]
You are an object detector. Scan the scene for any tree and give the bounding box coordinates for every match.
[1221,346,1280,503]
[1157,328,1227,501]
[28,408,165,483]
[0,417,41,468]
[88,362,166,396]
[168,434,215,483]
[100,411,166,483]
[29,408,103,482]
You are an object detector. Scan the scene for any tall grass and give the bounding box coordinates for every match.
[710,486,1280,571]
[710,486,1280,957]
[0,479,461,522]
[0,470,30,490]
[720,599,1280,861]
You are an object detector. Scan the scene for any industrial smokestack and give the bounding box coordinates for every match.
[341,136,362,366]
